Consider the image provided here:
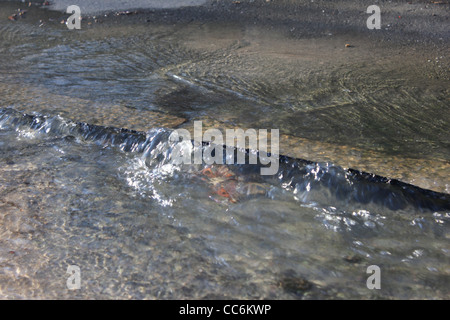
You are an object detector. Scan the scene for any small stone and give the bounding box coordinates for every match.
[343,254,362,264]
[278,276,312,296]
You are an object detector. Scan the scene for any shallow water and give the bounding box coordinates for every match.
[0,1,449,299]
[0,108,449,299]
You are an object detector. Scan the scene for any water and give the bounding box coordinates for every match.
[0,108,448,299]
[0,1,449,299]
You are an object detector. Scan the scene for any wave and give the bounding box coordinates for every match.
[1,107,449,212]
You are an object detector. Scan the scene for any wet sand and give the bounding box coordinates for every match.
[42,0,450,40]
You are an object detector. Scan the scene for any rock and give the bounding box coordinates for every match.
[278,275,312,296]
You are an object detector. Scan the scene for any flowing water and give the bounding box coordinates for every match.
[0,1,449,299]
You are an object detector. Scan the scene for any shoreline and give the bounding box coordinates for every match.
[41,0,450,41]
